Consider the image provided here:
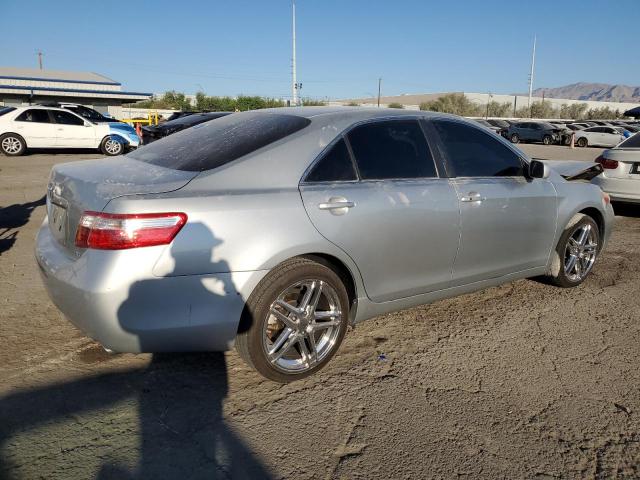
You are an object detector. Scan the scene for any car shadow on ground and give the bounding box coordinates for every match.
[24,148,101,156]
[613,202,640,218]
[0,354,272,479]
[0,195,45,256]
[0,223,272,479]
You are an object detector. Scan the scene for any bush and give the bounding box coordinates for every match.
[420,93,482,116]
[346,102,360,107]
[387,102,405,109]
[486,101,512,117]
[301,99,327,106]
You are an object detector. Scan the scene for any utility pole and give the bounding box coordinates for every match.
[291,0,298,107]
[377,77,382,107]
[527,34,536,111]
[37,50,43,70]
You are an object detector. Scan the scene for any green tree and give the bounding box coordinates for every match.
[559,102,588,120]
[486,101,511,117]
[585,106,622,119]
[420,93,482,116]
[346,102,360,107]
[387,102,405,109]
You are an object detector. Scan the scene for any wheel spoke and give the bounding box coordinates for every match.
[298,281,317,310]
[565,254,578,276]
[313,319,341,330]
[297,336,311,364]
[314,310,341,320]
[275,299,300,316]
[306,332,318,363]
[309,281,323,313]
[268,327,293,355]
[577,225,590,246]
[270,307,298,330]
[575,257,583,277]
[583,242,597,254]
[270,332,298,363]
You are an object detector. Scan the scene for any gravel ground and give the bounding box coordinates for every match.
[1,145,639,479]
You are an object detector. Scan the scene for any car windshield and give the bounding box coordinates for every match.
[540,122,556,129]
[617,132,640,149]
[67,105,109,122]
[128,112,311,172]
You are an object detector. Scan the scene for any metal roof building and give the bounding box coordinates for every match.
[0,67,152,117]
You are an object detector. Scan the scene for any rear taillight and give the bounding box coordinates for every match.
[75,211,187,250]
[595,155,618,170]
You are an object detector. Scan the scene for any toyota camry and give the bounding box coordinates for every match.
[36,107,614,382]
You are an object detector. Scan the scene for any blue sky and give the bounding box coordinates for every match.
[2,0,637,100]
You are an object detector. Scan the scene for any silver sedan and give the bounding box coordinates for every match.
[36,108,614,382]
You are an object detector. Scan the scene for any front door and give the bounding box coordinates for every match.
[300,119,461,303]
[430,119,557,285]
[51,110,96,148]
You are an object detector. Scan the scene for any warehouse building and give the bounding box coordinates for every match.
[0,67,152,119]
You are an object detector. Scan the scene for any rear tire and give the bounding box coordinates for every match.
[510,133,520,144]
[546,214,600,288]
[577,137,588,148]
[235,257,350,383]
[100,136,124,156]
[0,133,26,156]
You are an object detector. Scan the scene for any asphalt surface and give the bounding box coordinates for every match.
[2,144,640,479]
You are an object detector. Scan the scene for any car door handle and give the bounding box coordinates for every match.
[318,199,355,210]
[460,192,486,203]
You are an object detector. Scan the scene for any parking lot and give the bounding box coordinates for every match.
[1,145,640,479]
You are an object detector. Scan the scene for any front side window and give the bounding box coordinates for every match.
[432,120,524,177]
[305,138,357,182]
[52,110,85,126]
[15,109,51,123]
[347,120,437,180]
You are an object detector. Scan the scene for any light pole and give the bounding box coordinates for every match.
[528,34,537,114]
[291,0,299,106]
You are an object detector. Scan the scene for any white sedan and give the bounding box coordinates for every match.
[593,133,640,203]
[0,105,139,156]
[574,126,625,148]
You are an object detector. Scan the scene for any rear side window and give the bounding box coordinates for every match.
[347,120,437,180]
[305,138,357,182]
[433,120,524,177]
[0,106,16,117]
[129,112,311,172]
[15,109,51,123]
[52,110,85,126]
[618,132,640,148]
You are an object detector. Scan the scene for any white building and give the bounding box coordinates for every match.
[0,67,152,118]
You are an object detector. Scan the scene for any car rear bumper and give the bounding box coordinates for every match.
[593,176,640,203]
[35,220,267,353]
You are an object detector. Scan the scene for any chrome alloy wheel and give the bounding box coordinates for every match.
[1,136,21,154]
[263,279,343,373]
[564,223,598,282]
[104,137,123,155]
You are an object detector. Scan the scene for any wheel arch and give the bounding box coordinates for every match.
[578,206,605,240]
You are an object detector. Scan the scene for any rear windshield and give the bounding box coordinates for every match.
[617,132,640,149]
[0,106,16,117]
[128,112,311,171]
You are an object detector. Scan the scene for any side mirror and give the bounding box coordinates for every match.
[529,159,550,179]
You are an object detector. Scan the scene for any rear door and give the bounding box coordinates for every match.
[51,110,96,148]
[11,109,57,147]
[300,118,460,302]
[430,119,557,284]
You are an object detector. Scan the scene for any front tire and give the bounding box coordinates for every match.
[0,133,26,156]
[100,136,124,156]
[576,137,588,148]
[546,214,600,288]
[510,133,520,144]
[235,258,350,383]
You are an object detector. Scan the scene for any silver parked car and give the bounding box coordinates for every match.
[593,132,640,203]
[36,108,614,382]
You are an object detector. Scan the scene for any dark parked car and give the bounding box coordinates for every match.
[507,122,562,145]
[486,119,511,137]
[141,112,231,143]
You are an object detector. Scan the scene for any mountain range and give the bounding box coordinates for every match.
[531,83,640,103]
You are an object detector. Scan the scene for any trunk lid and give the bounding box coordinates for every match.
[602,148,640,179]
[46,156,197,254]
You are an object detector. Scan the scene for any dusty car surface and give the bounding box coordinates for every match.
[35,107,614,382]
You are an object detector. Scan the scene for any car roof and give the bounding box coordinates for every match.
[255,106,454,121]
